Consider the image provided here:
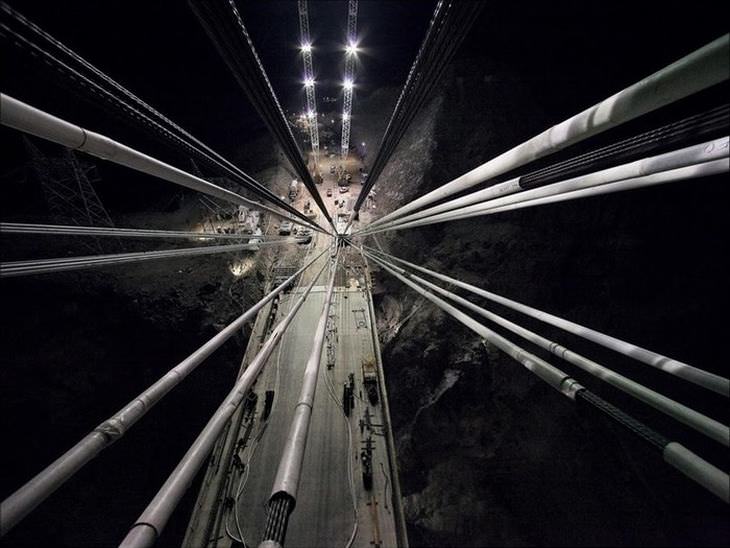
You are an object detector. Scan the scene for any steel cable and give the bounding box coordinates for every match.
[0,2,326,233]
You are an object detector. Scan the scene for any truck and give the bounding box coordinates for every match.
[361,358,379,405]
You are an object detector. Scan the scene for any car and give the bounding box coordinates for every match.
[339,186,349,193]
[326,188,332,197]
[329,164,335,174]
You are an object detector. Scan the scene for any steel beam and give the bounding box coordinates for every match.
[119,254,331,548]
[358,246,409,548]
[0,249,327,536]
[363,34,730,231]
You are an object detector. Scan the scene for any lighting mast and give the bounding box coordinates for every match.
[341,0,358,160]
[298,0,320,172]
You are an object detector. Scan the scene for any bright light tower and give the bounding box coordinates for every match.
[341,0,358,160]
[297,1,320,168]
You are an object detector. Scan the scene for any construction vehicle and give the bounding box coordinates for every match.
[278,220,292,235]
[361,437,374,490]
[289,179,299,200]
[361,358,379,405]
[263,390,275,420]
[343,383,353,416]
[335,212,351,235]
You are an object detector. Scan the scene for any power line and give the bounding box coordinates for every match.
[361,34,730,231]
[352,0,484,214]
[0,2,326,233]
[189,0,335,231]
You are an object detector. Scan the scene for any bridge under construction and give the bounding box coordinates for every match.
[1,1,728,547]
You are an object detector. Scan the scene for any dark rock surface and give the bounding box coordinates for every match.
[0,213,268,546]
[371,50,729,547]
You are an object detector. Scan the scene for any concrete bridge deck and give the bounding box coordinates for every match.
[185,279,402,548]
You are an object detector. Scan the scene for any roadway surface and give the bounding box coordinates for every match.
[227,283,397,548]
[184,154,400,547]
[184,280,398,547]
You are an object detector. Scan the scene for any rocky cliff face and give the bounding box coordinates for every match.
[371,58,728,546]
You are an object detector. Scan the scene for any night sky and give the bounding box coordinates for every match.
[3,1,725,175]
[1,1,433,160]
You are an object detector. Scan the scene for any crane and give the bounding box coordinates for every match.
[298,0,320,172]
[341,0,358,160]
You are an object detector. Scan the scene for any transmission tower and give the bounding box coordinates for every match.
[298,0,320,170]
[23,137,118,252]
[341,0,358,160]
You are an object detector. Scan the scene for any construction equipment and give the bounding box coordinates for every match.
[362,357,379,405]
